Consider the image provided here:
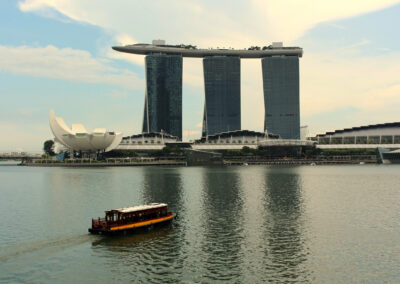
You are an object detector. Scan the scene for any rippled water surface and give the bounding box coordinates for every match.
[1,164,399,283]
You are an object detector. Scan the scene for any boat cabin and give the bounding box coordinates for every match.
[105,203,169,225]
[91,203,172,232]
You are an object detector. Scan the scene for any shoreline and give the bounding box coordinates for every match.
[20,159,378,167]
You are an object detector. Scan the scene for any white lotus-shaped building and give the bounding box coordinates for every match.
[49,110,123,152]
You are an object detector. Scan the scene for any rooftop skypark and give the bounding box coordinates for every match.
[112,40,303,58]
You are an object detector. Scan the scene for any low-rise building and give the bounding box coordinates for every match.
[313,122,400,149]
[117,132,179,151]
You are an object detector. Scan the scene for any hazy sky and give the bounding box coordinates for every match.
[1,0,400,152]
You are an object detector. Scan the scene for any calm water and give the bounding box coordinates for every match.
[0,164,399,283]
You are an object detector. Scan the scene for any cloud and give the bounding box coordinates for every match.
[19,108,40,117]
[182,130,201,141]
[196,122,203,129]
[18,0,400,45]
[251,0,400,43]
[0,45,144,90]
[301,50,400,132]
[241,60,265,132]
[15,0,400,138]
[106,34,145,66]
[0,121,49,153]
[183,58,203,88]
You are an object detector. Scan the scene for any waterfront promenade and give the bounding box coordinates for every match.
[21,158,186,167]
[20,154,378,167]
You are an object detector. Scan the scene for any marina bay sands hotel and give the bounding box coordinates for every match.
[113,40,303,140]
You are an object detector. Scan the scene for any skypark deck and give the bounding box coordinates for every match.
[112,43,303,58]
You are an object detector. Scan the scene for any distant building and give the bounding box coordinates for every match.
[300,126,309,140]
[49,110,122,152]
[152,39,166,46]
[143,54,182,140]
[202,56,241,136]
[194,130,279,150]
[193,130,313,152]
[116,129,315,152]
[117,132,179,151]
[262,56,300,139]
[271,42,283,48]
[314,122,400,148]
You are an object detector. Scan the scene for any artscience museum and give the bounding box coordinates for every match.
[49,110,123,153]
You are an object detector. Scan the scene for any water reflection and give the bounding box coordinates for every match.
[141,167,184,214]
[262,167,310,282]
[87,166,310,282]
[3,165,400,283]
[92,226,173,248]
[200,167,244,281]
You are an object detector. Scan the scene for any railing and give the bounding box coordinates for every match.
[92,218,107,229]
[21,158,186,166]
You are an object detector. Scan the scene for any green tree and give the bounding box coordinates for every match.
[43,140,55,156]
[241,146,253,155]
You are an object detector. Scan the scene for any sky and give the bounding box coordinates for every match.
[1,0,400,152]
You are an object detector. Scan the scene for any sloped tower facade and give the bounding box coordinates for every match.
[202,56,241,136]
[262,56,300,139]
[142,54,183,139]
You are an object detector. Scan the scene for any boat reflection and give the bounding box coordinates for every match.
[91,225,173,248]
